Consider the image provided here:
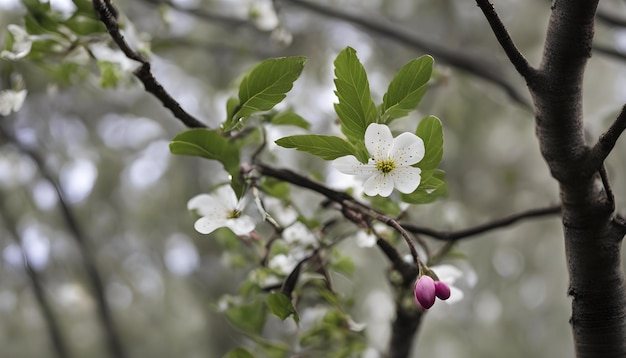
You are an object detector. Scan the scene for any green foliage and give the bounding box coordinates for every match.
[223,57,307,131]
[168,129,244,196]
[98,61,122,88]
[299,309,366,358]
[267,292,299,323]
[333,47,379,142]
[416,115,444,170]
[225,297,267,335]
[275,135,356,160]
[401,169,447,204]
[269,111,311,129]
[381,56,433,122]
[261,177,291,200]
[223,348,255,358]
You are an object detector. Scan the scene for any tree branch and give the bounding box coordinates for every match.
[0,205,71,358]
[92,0,207,129]
[280,0,531,108]
[530,1,626,356]
[588,104,626,166]
[475,0,536,81]
[0,126,127,358]
[402,205,561,241]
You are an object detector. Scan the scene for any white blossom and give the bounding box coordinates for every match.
[0,25,32,60]
[355,230,377,248]
[333,123,424,197]
[0,89,27,116]
[187,185,255,236]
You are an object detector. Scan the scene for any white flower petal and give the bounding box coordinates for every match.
[214,185,239,209]
[390,166,421,194]
[283,222,317,246]
[333,155,376,176]
[194,217,228,235]
[363,173,394,197]
[355,231,376,248]
[364,123,393,161]
[0,25,32,60]
[187,194,228,217]
[227,216,256,236]
[0,89,27,116]
[390,132,425,166]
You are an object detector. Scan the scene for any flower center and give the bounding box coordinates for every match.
[376,159,396,174]
[227,209,242,219]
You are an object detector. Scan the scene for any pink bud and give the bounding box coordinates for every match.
[414,276,436,309]
[434,281,451,300]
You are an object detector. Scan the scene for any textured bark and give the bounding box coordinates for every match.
[530,0,626,356]
[388,305,422,358]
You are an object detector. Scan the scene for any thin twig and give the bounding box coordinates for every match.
[401,205,561,241]
[92,0,207,128]
[0,205,71,358]
[475,0,536,81]
[255,163,425,264]
[588,104,626,166]
[598,165,615,211]
[281,0,531,108]
[0,126,127,358]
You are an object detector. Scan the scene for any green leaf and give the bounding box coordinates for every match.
[381,56,433,122]
[169,129,243,196]
[369,195,401,217]
[415,115,444,170]
[223,348,255,358]
[261,177,290,200]
[225,96,240,124]
[333,47,378,143]
[270,111,311,129]
[267,292,299,323]
[223,56,306,131]
[225,298,267,334]
[98,61,121,88]
[401,169,447,204]
[63,14,106,35]
[275,135,355,160]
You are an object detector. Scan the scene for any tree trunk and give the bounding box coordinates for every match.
[530,0,626,356]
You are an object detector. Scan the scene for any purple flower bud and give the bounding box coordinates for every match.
[434,281,451,300]
[414,275,436,310]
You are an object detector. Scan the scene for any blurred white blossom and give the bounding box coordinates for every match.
[0,89,27,116]
[431,264,464,304]
[0,25,32,60]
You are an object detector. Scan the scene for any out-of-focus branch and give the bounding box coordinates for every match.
[593,44,626,62]
[280,0,531,108]
[0,126,127,358]
[0,205,71,358]
[596,10,626,28]
[475,0,536,81]
[92,0,207,129]
[140,0,251,28]
[402,205,561,241]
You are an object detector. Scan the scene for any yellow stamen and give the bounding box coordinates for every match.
[376,159,396,174]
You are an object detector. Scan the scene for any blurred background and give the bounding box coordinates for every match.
[1,0,626,357]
